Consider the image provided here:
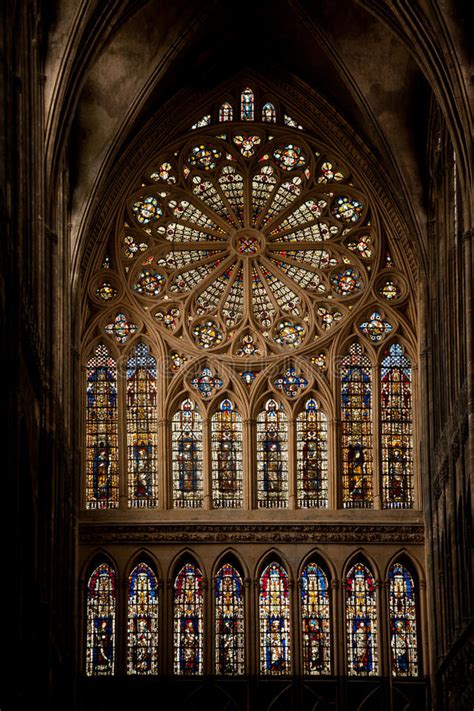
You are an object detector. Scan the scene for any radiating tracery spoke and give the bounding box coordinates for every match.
[127,130,371,353]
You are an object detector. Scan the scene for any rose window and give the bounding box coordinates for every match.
[123,128,375,356]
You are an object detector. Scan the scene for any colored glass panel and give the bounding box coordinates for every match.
[85,345,119,509]
[381,344,414,508]
[215,563,245,675]
[211,399,243,508]
[296,399,328,508]
[219,102,233,122]
[262,102,277,122]
[86,563,116,676]
[341,343,373,508]
[172,399,203,508]
[389,563,419,676]
[127,563,159,675]
[257,399,288,508]
[240,87,254,120]
[259,563,291,675]
[173,563,204,675]
[301,563,331,674]
[126,343,158,507]
[345,563,378,675]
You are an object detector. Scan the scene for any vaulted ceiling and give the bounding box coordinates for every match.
[41,0,471,272]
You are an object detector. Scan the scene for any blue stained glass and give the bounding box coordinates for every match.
[345,563,378,675]
[174,563,204,675]
[389,563,418,676]
[301,563,331,674]
[215,563,245,674]
[259,563,291,675]
[127,563,159,674]
[86,563,116,676]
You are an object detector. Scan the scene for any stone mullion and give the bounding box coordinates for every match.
[202,415,211,510]
[118,356,128,509]
[418,578,428,676]
[329,417,339,510]
[244,577,252,675]
[380,579,391,681]
[118,571,127,676]
[287,416,296,509]
[289,578,298,673]
[203,576,210,673]
[253,579,260,675]
[372,363,382,509]
[245,419,256,510]
[332,578,343,677]
[157,579,165,675]
[166,580,174,674]
[158,418,170,509]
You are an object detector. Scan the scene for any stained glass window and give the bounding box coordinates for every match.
[345,563,378,675]
[301,563,331,674]
[215,563,245,675]
[389,563,419,676]
[85,345,119,509]
[257,399,288,508]
[296,399,328,508]
[262,102,277,122]
[341,343,373,508]
[219,102,233,122]
[240,87,254,120]
[126,343,158,507]
[172,399,203,508]
[211,399,243,508]
[259,562,291,675]
[174,563,204,675]
[86,563,116,676]
[127,563,159,675]
[381,344,414,508]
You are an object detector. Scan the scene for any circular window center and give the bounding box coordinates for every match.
[231,228,264,257]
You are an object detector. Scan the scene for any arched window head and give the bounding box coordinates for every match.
[173,562,204,675]
[240,87,254,120]
[211,399,243,508]
[215,563,245,675]
[257,399,288,508]
[86,345,119,509]
[389,562,419,676]
[259,562,291,675]
[341,343,373,508]
[296,398,328,508]
[172,398,203,508]
[86,563,116,676]
[219,102,233,122]
[127,562,159,675]
[345,563,378,675]
[262,102,276,123]
[126,343,158,508]
[301,562,331,674]
[381,344,414,508]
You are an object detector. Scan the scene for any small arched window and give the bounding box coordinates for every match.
[262,102,276,122]
[126,343,158,507]
[211,399,243,508]
[240,87,255,120]
[219,101,233,122]
[171,399,203,508]
[256,399,288,508]
[345,562,378,675]
[86,563,116,676]
[86,345,119,509]
[127,562,159,674]
[215,562,245,675]
[173,562,204,675]
[301,561,331,674]
[388,562,419,676]
[259,562,291,675]
[296,398,328,508]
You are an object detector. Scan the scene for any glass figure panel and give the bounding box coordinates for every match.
[215,563,245,675]
[259,563,291,675]
[86,563,116,676]
[127,563,159,675]
[174,563,204,675]
[85,345,119,509]
[345,563,378,675]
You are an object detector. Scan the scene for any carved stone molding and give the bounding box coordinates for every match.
[79,523,424,545]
